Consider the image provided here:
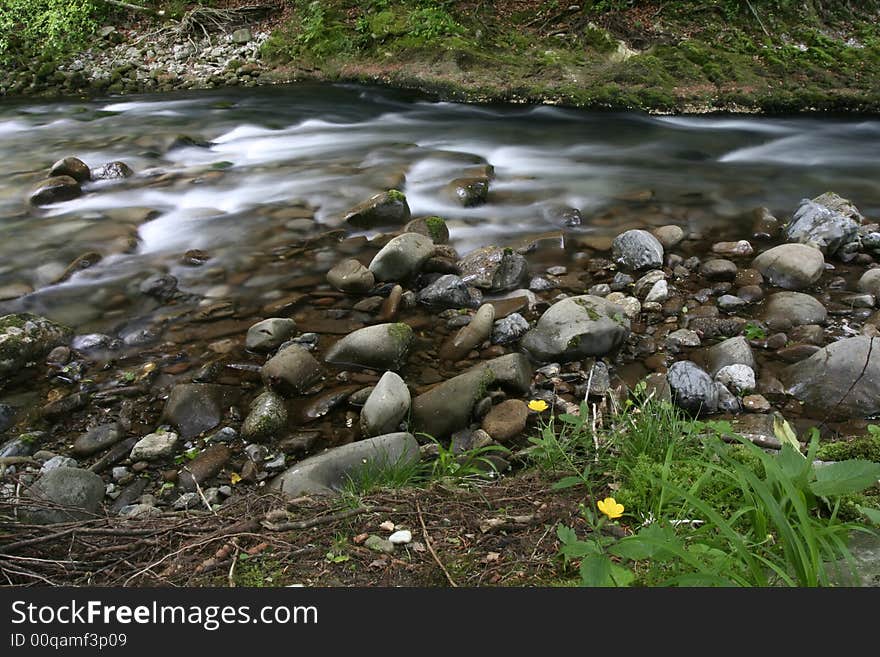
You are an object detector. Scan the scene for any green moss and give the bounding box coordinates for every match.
[475,367,495,401]
[387,322,413,344]
[386,189,406,203]
[817,435,880,463]
[424,215,447,242]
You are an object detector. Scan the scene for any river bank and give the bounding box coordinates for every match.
[4,1,880,113]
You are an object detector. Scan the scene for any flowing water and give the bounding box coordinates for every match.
[3,82,880,335]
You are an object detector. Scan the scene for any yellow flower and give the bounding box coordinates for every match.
[597,497,624,520]
[230,472,242,485]
[528,399,549,412]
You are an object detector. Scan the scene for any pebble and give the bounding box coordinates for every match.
[389,529,412,544]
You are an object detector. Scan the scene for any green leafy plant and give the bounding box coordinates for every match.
[743,322,767,341]
[0,0,102,67]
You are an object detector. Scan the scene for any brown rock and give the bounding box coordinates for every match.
[480,399,528,443]
[178,444,231,491]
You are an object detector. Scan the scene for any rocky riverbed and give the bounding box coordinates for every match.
[4,141,880,525]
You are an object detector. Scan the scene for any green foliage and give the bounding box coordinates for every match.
[743,322,767,341]
[0,0,102,67]
[234,553,284,587]
[817,431,880,463]
[262,0,354,62]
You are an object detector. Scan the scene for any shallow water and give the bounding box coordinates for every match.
[2,82,880,336]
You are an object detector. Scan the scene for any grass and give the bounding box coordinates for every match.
[527,388,880,587]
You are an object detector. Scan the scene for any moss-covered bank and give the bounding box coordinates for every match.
[6,1,880,112]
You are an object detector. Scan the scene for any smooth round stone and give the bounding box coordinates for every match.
[752,244,824,290]
[327,259,375,293]
[480,399,528,443]
[764,292,827,330]
[700,259,738,282]
[718,294,747,311]
[246,318,297,352]
[612,230,664,271]
[712,240,753,257]
[653,225,685,249]
[858,269,880,299]
[742,394,772,412]
[50,157,91,183]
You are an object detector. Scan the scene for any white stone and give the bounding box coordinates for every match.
[389,529,412,544]
[714,364,756,395]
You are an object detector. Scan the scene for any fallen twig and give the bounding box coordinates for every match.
[261,505,393,532]
[417,501,457,588]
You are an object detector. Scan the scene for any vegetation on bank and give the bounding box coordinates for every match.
[5,1,880,110]
[344,388,880,587]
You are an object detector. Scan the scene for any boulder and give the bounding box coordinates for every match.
[368,233,434,282]
[714,364,756,394]
[447,177,489,207]
[521,295,630,362]
[667,361,718,415]
[271,433,420,496]
[28,176,82,206]
[478,353,533,395]
[360,371,411,437]
[20,467,104,524]
[459,246,529,293]
[50,156,91,183]
[785,194,861,256]
[783,336,880,418]
[344,190,410,229]
[91,161,133,180]
[0,313,72,381]
[612,230,664,271]
[405,216,449,244]
[752,244,824,290]
[858,269,880,298]
[324,323,413,371]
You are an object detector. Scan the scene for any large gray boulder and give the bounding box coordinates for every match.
[0,313,71,381]
[360,371,411,437]
[785,193,861,256]
[368,233,434,282]
[783,336,880,418]
[324,323,413,371]
[521,295,630,362]
[160,383,239,439]
[271,433,420,496]
[459,246,529,293]
[612,230,664,271]
[261,344,323,395]
[752,243,824,290]
[20,467,104,524]
[667,361,718,416]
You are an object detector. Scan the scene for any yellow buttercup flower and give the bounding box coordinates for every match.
[597,497,624,520]
[528,399,549,412]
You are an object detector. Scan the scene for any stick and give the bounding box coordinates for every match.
[416,501,457,588]
[261,505,393,531]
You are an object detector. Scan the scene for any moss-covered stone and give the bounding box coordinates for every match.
[0,313,72,381]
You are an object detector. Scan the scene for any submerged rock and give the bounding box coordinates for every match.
[764,292,827,330]
[521,295,630,362]
[325,323,413,371]
[344,190,410,229]
[447,177,489,207]
[29,176,82,206]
